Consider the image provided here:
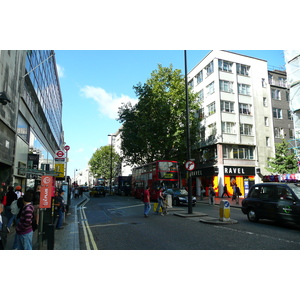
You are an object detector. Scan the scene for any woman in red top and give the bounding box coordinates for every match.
[143,186,151,218]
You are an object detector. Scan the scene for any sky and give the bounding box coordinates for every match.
[55,50,286,179]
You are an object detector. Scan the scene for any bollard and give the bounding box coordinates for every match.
[47,224,55,250]
[219,200,231,222]
[166,194,172,208]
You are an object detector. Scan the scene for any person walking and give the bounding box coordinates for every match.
[4,186,17,231]
[235,185,241,205]
[221,184,229,198]
[155,187,164,215]
[143,186,151,218]
[0,203,8,250]
[14,192,34,250]
[209,184,215,205]
[55,189,65,230]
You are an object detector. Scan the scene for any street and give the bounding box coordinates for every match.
[77,194,300,250]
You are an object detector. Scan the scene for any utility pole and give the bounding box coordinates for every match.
[184,50,193,214]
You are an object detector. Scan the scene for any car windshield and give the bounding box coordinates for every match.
[288,183,300,198]
[175,189,188,196]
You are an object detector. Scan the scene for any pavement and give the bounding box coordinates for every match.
[4,194,242,250]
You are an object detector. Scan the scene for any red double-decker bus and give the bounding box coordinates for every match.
[132,160,179,200]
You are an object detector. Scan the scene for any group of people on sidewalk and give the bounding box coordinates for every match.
[143,186,169,218]
[209,183,242,205]
[0,185,66,250]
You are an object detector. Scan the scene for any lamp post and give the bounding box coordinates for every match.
[74,169,78,186]
[184,50,193,214]
[108,134,116,195]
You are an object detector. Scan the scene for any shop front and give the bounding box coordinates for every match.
[223,166,255,198]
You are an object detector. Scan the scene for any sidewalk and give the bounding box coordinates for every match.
[197,196,243,207]
[5,194,85,250]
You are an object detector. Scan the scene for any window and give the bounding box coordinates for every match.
[206,81,215,96]
[17,114,29,142]
[196,71,203,84]
[238,83,251,96]
[208,122,216,136]
[240,124,253,135]
[239,103,252,115]
[266,137,270,147]
[221,101,234,113]
[222,122,236,134]
[273,108,282,119]
[274,127,284,138]
[289,129,294,139]
[188,79,194,88]
[288,110,293,120]
[264,117,269,126]
[271,89,281,100]
[220,80,233,93]
[236,63,250,76]
[223,145,254,160]
[199,107,204,119]
[278,77,287,87]
[205,61,214,77]
[198,89,204,101]
[263,97,268,107]
[218,59,233,72]
[207,102,216,116]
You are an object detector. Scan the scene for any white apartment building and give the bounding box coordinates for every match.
[188,50,276,197]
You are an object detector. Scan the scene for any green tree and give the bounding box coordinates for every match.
[266,139,298,174]
[89,145,120,181]
[117,64,200,165]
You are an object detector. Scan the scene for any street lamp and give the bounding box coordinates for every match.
[74,169,78,186]
[108,134,116,195]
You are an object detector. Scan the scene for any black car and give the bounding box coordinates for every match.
[241,182,300,224]
[89,186,106,197]
[163,188,196,206]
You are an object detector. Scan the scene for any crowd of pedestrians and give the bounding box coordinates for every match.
[0,185,67,250]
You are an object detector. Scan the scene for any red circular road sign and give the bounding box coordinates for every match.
[56,150,65,158]
[64,145,70,151]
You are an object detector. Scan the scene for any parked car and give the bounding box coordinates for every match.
[89,186,106,197]
[241,182,300,224]
[163,188,196,206]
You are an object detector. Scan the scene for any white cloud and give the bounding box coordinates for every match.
[80,85,138,119]
[76,148,84,153]
[56,64,65,78]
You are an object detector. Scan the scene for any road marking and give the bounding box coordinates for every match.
[107,204,144,211]
[214,225,300,245]
[78,199,98,250]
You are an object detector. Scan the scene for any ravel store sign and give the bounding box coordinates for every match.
[40,175,53,208]
[224,166,255,176]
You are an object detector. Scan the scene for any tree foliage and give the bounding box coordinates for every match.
[117,64,200,166]
[266,139,298,174]
[89,145,120,180]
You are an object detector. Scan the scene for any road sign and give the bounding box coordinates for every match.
[55,150,65,158]
[64,145,70,151]
[185,160,195,171]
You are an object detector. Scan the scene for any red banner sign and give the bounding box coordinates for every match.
[40,175,53,208]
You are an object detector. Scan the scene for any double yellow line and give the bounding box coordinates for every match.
[78,198,98,250]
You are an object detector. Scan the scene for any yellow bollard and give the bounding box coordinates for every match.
[219,200,231,222]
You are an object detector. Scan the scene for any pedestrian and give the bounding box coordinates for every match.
[14,192,34,250]
[74,187,79,199]
[15,186,24,199]
[0,203,8,250]
[143,186,151,218]
[200,186,205,200]
[221,184,229,198]
[235,185,241,205]
[209,184,215,205]
[155,187,164,215]
[4,186,17,230]
[232,184,237,202]
[55,189,65,230]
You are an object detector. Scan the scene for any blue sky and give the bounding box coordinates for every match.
[55,50,286,179]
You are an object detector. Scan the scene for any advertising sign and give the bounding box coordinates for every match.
[40,175,53,208]
[55,163,65,179]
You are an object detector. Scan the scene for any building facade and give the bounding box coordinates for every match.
[188,50,290,197]
[0,50,64,191]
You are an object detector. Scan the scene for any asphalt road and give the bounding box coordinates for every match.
[78,194,300,250]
